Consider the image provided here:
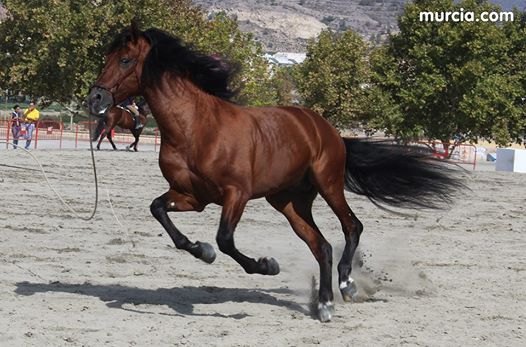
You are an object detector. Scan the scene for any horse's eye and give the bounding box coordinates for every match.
[120,57,132,65]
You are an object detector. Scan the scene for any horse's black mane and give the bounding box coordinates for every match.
[108,27,237,101]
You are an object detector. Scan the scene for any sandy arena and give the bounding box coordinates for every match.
[0,149,524,346]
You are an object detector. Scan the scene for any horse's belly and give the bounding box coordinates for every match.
[251,164,310,198]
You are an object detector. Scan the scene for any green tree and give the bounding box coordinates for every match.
[270,65,296,106]
[187,12,278,106]
[295,29,368,128]
[361,46,405,137]
[503,9,526,144]
[366,0,525,148]
[0,0,114,109]
[0,0,278,111]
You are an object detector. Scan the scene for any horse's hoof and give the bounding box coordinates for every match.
[340,279,358,302]
[258,257,280,275]
[197,242,216,264]
[318,302,334,322]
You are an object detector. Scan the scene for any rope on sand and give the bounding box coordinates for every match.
[0,116,149,285]
[106,188,137,248]
[0,116,99,221]
[1,138,138,249]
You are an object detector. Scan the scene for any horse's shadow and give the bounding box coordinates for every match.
[15,281,309,319]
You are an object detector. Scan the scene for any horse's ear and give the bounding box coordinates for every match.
[130,18,141,43]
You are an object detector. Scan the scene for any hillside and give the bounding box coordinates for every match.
[1,1,522,52]
[193,0,405,51]
[192,0,525,52]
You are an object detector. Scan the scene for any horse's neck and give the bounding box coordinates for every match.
[143,80,217,143]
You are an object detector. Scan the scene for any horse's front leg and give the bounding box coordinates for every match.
[150,190,216,263]
[107,129,117,150]
[96,128,106,150]
[216,186,280,275]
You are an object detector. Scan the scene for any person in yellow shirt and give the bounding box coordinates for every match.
[23,102,40,150]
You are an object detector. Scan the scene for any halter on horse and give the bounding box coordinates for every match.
[87,23,464,322]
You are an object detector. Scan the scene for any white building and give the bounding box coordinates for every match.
[264,52,307,66]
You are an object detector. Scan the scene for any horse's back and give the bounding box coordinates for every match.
[251,105,344,159]
[237,105,345,196]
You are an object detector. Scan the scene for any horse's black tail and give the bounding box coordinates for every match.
[91,118,105,142]
[343,138,467,210]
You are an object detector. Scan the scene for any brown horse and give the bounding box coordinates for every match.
[92,103,149,151]
[87,24,464,322]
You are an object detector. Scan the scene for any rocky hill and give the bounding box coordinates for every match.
[193,0,405,52]
[192,0,524,52]
[1,1,521,52]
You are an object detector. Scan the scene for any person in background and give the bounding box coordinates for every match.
[23,102,40,150]
[10,104,23,149]
[119,97,143,130]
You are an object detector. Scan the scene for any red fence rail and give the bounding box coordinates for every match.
[418,141,477,170]
[1,123,478,170]
[1,119,160,151]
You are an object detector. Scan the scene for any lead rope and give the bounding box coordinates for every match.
[0,115,99,220]
[0,115,101,281]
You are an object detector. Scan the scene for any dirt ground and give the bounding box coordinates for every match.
[0,149,524,346]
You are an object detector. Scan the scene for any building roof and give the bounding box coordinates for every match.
[264,52,306,66]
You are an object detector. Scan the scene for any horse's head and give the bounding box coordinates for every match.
[87,22,150,116]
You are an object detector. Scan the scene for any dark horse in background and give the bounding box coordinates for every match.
[87,23,464,322]
[91,103,149,151]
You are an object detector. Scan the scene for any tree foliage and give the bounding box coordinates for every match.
[270,66,296,106]
[503,9,526,142]
[365,0,526,146]
[295,29,368,128]
[0,0,277,109]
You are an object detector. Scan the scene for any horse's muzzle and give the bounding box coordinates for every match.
[87,86,114,117]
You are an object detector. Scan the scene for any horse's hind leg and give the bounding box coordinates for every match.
[332,199,363,301]
[266,187,334,322]
[150,191,216,264]
[126,139,136,151]
[129,138,138,151]
[313,168,363,302]
[215,186,280,275]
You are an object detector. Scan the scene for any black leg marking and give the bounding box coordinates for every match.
[150,195,216,264]
[215,188,280,275]
[266,187,334,322]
